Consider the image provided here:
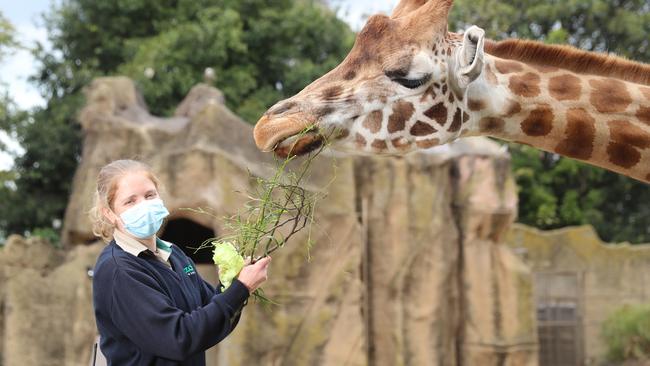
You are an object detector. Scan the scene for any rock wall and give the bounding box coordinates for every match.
[0,235,102,365]
[0,77,536,366]
[506,224,650,364]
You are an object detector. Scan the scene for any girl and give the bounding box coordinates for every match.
[90,159,270,365]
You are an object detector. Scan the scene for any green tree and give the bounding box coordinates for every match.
[119,1,354,120]
[0,11,18,140]
[0,1,354,242]
[449,0,650,244]
[0,12,20,241]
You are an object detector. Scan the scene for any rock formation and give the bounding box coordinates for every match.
[0,235,101,365]
[507,224,650,365]
[1,77,536,366]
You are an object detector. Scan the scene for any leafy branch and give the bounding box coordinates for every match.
[184,128,335,304]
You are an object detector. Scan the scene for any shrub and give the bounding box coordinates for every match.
[602,304,650,362]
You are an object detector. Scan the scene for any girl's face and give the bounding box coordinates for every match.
[103,171,159,232]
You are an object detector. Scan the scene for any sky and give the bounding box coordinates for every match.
[0,0,398,170]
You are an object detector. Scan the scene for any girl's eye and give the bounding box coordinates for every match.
[392,74,432,89]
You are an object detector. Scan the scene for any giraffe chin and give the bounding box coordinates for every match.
[274,132,324,158]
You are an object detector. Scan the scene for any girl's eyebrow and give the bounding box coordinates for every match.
[122,194,137,203]
[146,189,157,195]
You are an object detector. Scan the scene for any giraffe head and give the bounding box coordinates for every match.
[253,0,486,157]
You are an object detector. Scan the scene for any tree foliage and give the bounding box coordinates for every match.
[0,0,354,241]
[119,0,354,120]
[0,12,17,61]
[449,0,650,243]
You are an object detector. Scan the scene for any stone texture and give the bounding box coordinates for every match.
[0,235,102,366]
[506,224,650,365]
[1,77,535,366]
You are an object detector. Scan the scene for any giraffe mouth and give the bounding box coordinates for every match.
[274,131,324,158]
[253,115,324,157]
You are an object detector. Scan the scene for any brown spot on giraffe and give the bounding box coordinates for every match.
[468,98,485,111]
[607,119,650,168]
[448,108,462,132]
[509,72,541,98]
[337,128,350,139]
[549,74,581,101]
[420,86,436,102]
[410,121,437,136]
[391,137,411,150]
[321,85,344,101]
[479,117,505,134]
[554,108,596,160]
[314,106,335,118]
[371,139,388,150]
[521,104,554,136]
[607,143,640,169]
[589,79,632,113]
[387,101,415,133]
[494,60,524,74]
[636,106,650,126]
[485,64,498,85]
[441,84,448,95]
[343,70,356,80]
[344,93,357,104]
[362,110,383,133]
[462,111,469,124]
[609,120,650,149]
[355,133,367,147]
[416,138,440,149]
[448,93,455,103]
[424,103,448,126]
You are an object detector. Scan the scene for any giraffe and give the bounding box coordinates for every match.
[253,0,650,184]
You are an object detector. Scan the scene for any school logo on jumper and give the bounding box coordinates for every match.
[183,264,196,276]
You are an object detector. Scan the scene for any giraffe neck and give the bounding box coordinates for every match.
[462,55,650,183]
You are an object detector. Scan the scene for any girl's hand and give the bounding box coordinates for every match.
[236,257,271,293]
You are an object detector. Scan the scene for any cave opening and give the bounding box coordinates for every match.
[159,218,215,264]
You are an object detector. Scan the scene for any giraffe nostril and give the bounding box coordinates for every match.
[270,101,297,116]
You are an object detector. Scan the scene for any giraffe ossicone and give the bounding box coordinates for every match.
[253,0,650,183]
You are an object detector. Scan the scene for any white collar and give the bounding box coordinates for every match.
[113,229,172,263]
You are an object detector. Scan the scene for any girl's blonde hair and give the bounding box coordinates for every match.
[89,159,162,242]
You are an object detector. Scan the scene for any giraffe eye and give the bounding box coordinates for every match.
[392,74,432,89]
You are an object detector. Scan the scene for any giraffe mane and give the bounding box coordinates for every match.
[485,39,650,86]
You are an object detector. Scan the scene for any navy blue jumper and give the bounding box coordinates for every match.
[92,240,249,366]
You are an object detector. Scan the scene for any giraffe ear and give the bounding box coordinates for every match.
[450,26,485,93]
[448,26,485,97]
[459,26,485,80]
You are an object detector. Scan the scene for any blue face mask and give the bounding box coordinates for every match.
[119,198,170,239]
